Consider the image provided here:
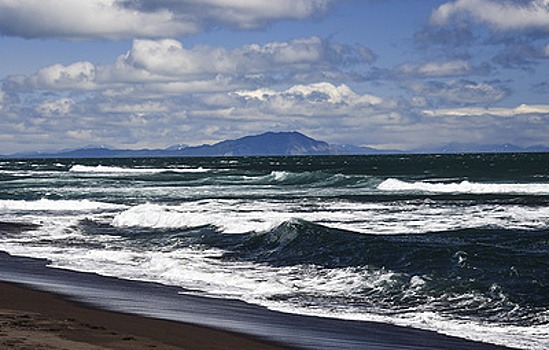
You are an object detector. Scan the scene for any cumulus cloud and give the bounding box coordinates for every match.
[235,82,384,109]
[0,0,196,39]
[431,0,549,32]
[36,98,75,116]
[228,82,402,132]
[27,62,97,90]
[405,80,508,104]
[0,0,333,39]
[0,35,384,152]
[121,39,236,77]
[423,104,549,117]
[10,37,374,94]
[119,37,373,78]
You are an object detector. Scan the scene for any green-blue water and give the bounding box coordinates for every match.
[0,154,548,349]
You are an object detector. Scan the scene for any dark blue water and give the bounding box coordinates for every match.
[0,154,548,349]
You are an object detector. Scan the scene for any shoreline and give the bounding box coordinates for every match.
[0,280,292,350]
[0,251,514,350]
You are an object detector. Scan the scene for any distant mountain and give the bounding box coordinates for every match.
[177,131,334,156]
[3,132,377,158]
[4,132,548,159]
[11,147,170,159]
[414,143,549,154]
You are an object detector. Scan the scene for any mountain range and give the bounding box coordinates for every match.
[4,131,549,158]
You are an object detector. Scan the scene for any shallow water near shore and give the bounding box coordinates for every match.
[0,252,512,350]
[0,154,548,349]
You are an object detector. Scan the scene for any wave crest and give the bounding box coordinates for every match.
[378,178,549,195]
[0,199,124,212]
[69,164,209,174]
[111,202,289,234]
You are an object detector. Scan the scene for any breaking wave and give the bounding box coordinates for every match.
[0,198,125,212]
[378,178,549,195]
[69,164,210,174]
[111,199,549,236]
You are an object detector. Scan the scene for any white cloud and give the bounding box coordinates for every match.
[36,98,75,116]
[143,78,240,95]
[0,36,380,150]
[99,101,171,114]
[122,39,236,77]
[236,82,383,107]
[66,130,94,140]
[423,104,549,117]
[287,82,383,105]
[29,62,97,90]
[431,0,549,31]
[229,82,400,133]
[12,37,373,94]
[0,0,332,39]
[117,37,371,79]
[397,60,473,77]
[0,0,197,39]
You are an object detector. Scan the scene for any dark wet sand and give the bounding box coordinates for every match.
[0,281,290,350]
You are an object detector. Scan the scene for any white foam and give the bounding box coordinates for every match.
[4,234,548,350]
[2,209,547,350]
[111,199,549,235]
[270,171,289,181]
[0,199,125,212]
[69,164,210,174]
[264,302,549,350]
[378,178,549,195]
[112,201,290,234]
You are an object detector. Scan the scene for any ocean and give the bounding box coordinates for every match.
[0,154,547,349]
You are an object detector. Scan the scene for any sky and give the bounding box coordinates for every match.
[1,0,549,153]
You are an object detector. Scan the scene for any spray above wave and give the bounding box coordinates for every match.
[378,178,549,195]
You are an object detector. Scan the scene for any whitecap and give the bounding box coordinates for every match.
[69,164,210,174]
[378,178,549,195]
[0,199,125,212]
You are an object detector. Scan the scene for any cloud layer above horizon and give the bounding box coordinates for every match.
[1,0,549,153]
[0,0,331,39]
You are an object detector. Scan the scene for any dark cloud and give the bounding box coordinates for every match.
[425,0,549,71]
[0,0,334,39]
[487,35,549,70]
[431,0,549,33]
[415,25,475,48]
[119,0,333,29]
[531,81,549,93]
[404,79,509,105]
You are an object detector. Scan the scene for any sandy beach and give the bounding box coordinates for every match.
[0,281,290,350]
